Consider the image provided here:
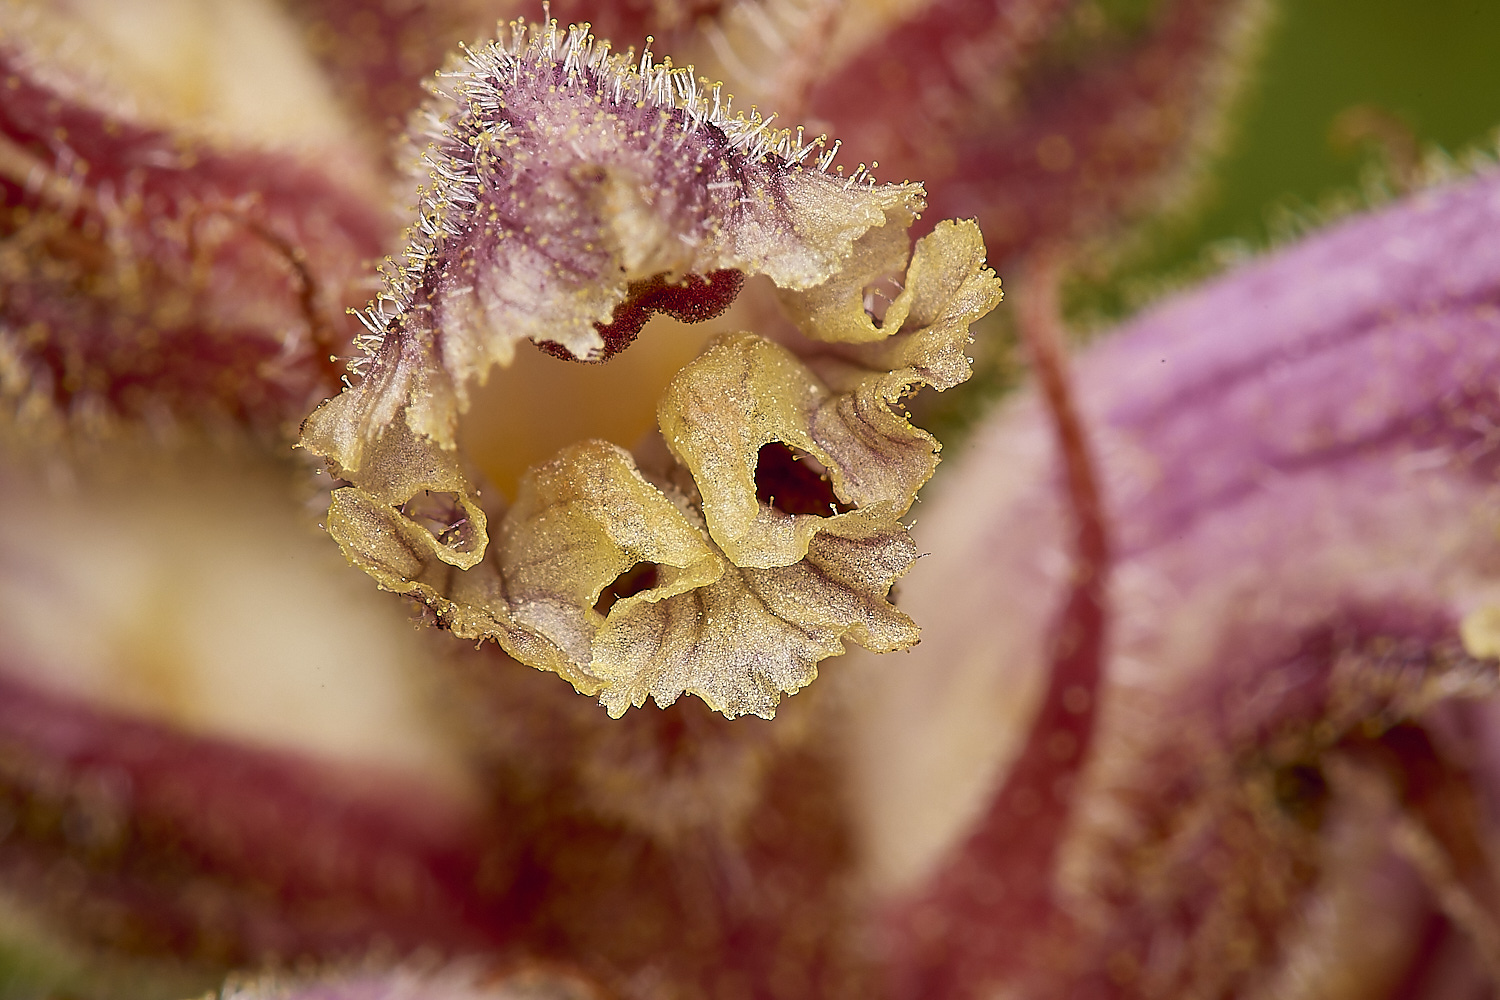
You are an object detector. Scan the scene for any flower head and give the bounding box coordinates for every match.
[299,18,1001,718]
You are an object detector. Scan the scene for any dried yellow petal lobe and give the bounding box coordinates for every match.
[300,19,1001,718]
[840,218,1001,391]
[499,441,724,665]
[660,333,907,569]
[592,525,922,718]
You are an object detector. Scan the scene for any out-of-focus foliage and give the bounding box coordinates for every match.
[1074,0,1500,325]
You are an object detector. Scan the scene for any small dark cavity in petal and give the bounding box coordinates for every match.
[594,561,662,617]
[1271,761,1331,830]
[399,491,479,554]
[754,442,855,517]
[536,268,746,363]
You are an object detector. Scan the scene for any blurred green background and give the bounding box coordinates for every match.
[1093,0,1500,318]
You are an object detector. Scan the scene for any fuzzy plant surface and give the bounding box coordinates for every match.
[3,1,1499,1000]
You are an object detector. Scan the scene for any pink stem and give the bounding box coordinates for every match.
[885,250,1111,999]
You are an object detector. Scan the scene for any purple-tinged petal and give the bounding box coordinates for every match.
[849,170,1500,997]
[278,0,502,148]
[1033,613,1500,999]
[806,0,1074,167]
[541,0,847,116]
[809,0,1266,258]
[0,44,388,438]
[0,672,513,968]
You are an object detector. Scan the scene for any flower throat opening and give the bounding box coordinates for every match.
[460,274,761,497]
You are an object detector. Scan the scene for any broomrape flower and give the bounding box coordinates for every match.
[297,19,1001,720]
[4,0,1498,998]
